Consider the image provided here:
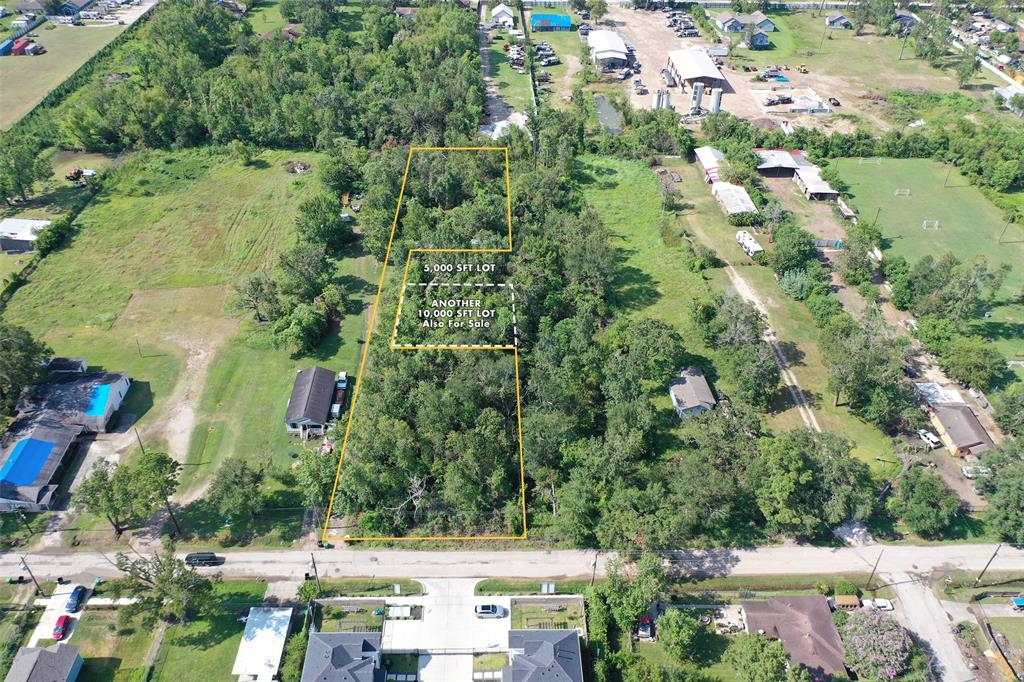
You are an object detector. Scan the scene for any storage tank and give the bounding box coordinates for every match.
[662,90,671,110]
[690,82,705,114]
[651,90,662,109]
[710,88,723,114]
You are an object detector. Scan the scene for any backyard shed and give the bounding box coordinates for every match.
[587,30,628,66]
[0,218,50,252]
[285,367,337,439]
[711,182,757,215]
[232,607,293,682]
[694,146,725,183]
[793,166,839,200]
[530,13,570,31]
[666,48,724,89]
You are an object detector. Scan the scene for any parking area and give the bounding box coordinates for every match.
[28,582,86,647]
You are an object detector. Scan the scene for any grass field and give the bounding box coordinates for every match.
[150,581,267,682]
[487,30,534,113]
[727,11,1000,93]
[511,600,585,630]
[838,157,1024,379]
[0,23,128,130]
[576,155,896,471]
[70,611,153,682]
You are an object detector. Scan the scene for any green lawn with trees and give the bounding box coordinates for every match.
[838,157,1024,381]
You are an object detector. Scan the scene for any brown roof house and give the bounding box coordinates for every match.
[933,404,993,457]
[742,595,847,681]
[669,367,717,419]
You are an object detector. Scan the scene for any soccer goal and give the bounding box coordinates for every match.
[922,220,940,230]
[859,157,882,165]
[894,188,911,197]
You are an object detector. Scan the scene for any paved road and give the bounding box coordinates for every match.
[7,544,1024,582]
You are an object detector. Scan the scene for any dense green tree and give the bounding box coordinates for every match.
[726,634,811,682]
[994,384,1024,437]
[134,450,183,536]
[112,544,220,626]
[602,554,667,632]
[75,460,158,536]
[0,134,52,203]
[295,194,354,255]
[940,335,1005,389]
[886,466,959,538]
[986,456,1024,543]
[658,609,706,662]
[278,242,333,303]
[721,342,779,409]
[207,458,265,522]
[956,46,981,87]
[769,224,817,276]
[0,323,51,416]
[234,273,284,323]
[318,144,368,197]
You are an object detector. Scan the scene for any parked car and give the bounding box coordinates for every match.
[184,552,222,567]
[474,604,506,618]
[828,97,841,107]
[961,465,991,479]
[53,615,71,641]
[864,598,894,611]
[917,429,942,449]
[636,617,655,640]
[65,586,86,613]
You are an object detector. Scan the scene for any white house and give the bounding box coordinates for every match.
[825,13,852,29]
[491,2,515,28]
[714,10,775,33]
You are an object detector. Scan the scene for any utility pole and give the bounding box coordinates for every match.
[309,553,322,593]
[134,428,146,455]
[866,549,884,591]
[974,543,1002,587]
[15,509,33,536]
[899,32,909,60]
[943,162,954,187]
[136,338,143,358]
[19,555,42,595]
[872,206,881,227]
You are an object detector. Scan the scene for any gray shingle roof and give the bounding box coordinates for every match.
[5,643,82,682]
[669,366,716,412]
[285,367,336,425]
[300,632,383,682]
[504,630,583,682]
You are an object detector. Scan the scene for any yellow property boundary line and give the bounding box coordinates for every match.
[321,146,528,543]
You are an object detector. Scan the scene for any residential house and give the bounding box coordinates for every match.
[748,28,770,48]
[300,632,384,682]
[530,13,570,31]
[669,367,717,419]
[285,367,337,439]
[4,643,83,682]
[260,23,301,40]
[742,596,847,681]
[16,368,131,434]
[714,10,775,33]
[504,630,584,682]
[232,608,293,682]
[491,2,515,28]
[0,218,51,253]
[825,12,853,29]
[394,6,418,18]
[57,0,90,14]
[0,418,84,512]
[932,404,993,457]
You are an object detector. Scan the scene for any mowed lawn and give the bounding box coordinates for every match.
[150,581,267,682]
[838,158,1024,378]
[524,7,584,107]
[0,23,127,130]
[487,29,534,113]
[69,611,153,682]
[727,11,998,92]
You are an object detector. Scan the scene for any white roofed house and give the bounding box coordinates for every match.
[669,367,717,419]
[587,30,628,67]
[0,218,51,253]
[694,146,725,183]
[825,13,853,29]
[491,2,515,27]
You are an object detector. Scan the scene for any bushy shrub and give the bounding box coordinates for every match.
[841,609,913,681]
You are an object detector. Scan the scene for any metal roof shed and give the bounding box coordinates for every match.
[232,607,293,682]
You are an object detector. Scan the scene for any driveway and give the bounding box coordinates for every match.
[380,579,511,682]
[28,583,85,647]
[887,572,978,682]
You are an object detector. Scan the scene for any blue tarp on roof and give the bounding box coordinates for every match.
[531,13,571,28]
[85,384,111,417]
[0,438,55,486]
[1012,597,1024,607]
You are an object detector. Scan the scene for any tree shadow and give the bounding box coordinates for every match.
[775,340,805,367]
[608,248,660,312]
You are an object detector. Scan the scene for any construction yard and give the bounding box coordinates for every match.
[600,6,1003,132]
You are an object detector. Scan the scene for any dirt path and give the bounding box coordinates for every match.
[719,261,823,432]
[478,3,529,136]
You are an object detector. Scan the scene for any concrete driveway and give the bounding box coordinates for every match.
[380,579,511,682]
[28,583,85,647]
